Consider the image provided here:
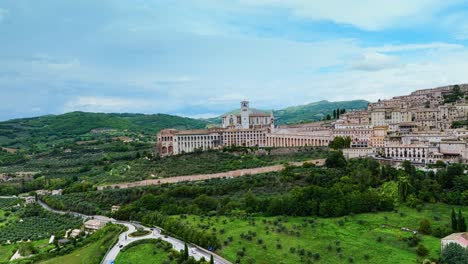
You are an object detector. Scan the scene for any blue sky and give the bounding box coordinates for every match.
[1,0,468,121]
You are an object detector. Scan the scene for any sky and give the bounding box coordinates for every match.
[1,0,468,121]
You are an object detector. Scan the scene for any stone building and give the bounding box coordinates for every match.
[441,233,468,250]
[222,101,274,129]
[157,84,468,164]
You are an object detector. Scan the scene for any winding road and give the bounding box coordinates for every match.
[35,200,231,264]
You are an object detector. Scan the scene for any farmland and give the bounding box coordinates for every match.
[0,204,82,244]
[178,203,468,264]
[1,135,328,196]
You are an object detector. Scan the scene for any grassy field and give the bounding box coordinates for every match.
[115,240,176,264]
[0,239,51,263]
[0,243,17,262]
[179,203,468,264]
[39,225,124,264]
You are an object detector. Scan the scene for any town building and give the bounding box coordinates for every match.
[441,232,468,249]
[157,84,468,165]
[84,219,106,231]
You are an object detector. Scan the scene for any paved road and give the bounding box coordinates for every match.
[35,200,230,264]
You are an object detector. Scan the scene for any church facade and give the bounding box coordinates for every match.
[157,101,333,156]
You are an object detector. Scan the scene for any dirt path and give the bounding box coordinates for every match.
[97,159,325,190]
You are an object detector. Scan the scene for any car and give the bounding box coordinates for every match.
[119,244,123,248]
[164,235,168,238]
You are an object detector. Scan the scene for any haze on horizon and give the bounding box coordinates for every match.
[1,0,468,121]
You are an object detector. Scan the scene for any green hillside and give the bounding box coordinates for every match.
[208,99,369,125]
[0,112,208,149]
[274,100,369,124]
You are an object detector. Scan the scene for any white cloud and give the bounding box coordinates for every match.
[177,113,219,119]
[347,52,399,71]
[240,0,454,30]
[369,42,464,53]
[63,96,153,113]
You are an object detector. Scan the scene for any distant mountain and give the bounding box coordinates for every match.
[274,100,369,124]
[0,112,208,148]
[209,99,369,125]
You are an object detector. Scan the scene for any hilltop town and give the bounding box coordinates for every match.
[157,84,468,166]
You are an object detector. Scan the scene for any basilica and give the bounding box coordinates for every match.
[157,84,468,165]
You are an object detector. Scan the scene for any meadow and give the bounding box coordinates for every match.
[178,203,468,264]
[38,224,125,264]
[115,239,176,264]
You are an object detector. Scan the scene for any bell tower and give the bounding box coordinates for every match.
[240,101,250,129]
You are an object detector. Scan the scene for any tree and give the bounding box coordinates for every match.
[183,243,189,260]
[452,208,458,231]
[210,254,214,264]
[244,190,258,214]
[398,176,410,202]
[418,219,431,235]
[416,244,429,257]
[333,109,337,119]
[325,151,346,168]
[441,243,468,264]
[458,209,467,232]
[329,137,351,149]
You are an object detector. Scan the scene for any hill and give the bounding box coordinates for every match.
[208,99,369,125]
[274,99,369,124]
[0,112,208,149]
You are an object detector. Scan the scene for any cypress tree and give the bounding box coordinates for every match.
[184,243,189,260]
[458,210,467,232]
[451,208,457,231]
[333,109,336,119]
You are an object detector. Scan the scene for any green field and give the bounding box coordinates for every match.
[115,239,176,264]
[39,224,125,264]
[0,243,17,262]
[0,239,52,263]
[179,204,468,264]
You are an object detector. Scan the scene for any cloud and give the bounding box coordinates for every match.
[63,96,153,113]
[177,113,220,119]
[347,52,399,71]
[240,0,454,30]
[369,42,464,53]
[0,8,8,23]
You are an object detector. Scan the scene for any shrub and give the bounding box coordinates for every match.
[418,219,431,235]
[416,245,429,257]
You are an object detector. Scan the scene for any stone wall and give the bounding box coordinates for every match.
[97,159,326,190]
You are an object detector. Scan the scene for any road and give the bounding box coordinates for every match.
[35,200,230,264]
[98,158,326,190]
